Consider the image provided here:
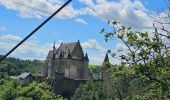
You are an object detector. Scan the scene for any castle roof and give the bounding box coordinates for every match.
[104,53,109,62]
[102,53,111,69]
[46,41,82,59]
[46,50,53,59]
[84,53,89,61]
[55,42,78,58]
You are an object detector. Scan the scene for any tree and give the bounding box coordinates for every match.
[0,78,18,100]
[17,82,57,100]
[0,56,44,76]
[72,81,113,100]
[101,19,170,99]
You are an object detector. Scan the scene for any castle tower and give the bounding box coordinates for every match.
[43,41,90,98]
[50,42,56,77]
[82,53,89,79]
[103,53,111,68]
[101,53,112,93]
[44,41,90,79]
[42,60,48,77]
[101,53,111,79]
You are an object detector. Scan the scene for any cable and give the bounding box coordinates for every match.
[0,0,72,62]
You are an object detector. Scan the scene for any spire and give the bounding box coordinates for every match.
[52,41,56,58]
[104,53,109,62]
[102,53,111,69]
[77,40,80,44]
[53,41,55,50]
[84,53,89,61]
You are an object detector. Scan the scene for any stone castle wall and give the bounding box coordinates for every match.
[53,72,87,97]
[54,58,88,79]
[43,58,89,80]
[42,41,90,98]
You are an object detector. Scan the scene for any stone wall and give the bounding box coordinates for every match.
[42,60,49,77]
[53,72,87,98]
[43,58,89,80]
[82,60,89,79]
[54,58,88,79]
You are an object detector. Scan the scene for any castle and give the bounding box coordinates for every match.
[42,40,90,97]
[42,40,111,98]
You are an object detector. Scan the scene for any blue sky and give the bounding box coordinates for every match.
[0,0,167,64]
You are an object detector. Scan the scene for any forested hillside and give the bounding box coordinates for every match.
[0,55,44,78]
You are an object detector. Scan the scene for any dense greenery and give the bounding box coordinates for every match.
[88,64,101,79]
[101,20,170,99]
[72,81,112,100]
[0,78,64,100]
[0,78,18,100]
[0,55,44,78]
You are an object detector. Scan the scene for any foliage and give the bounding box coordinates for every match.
[72,81,114,100]
[0,78,18,100]
[88,65,101,79]
[17,82,57,100]
[0,55,44,77]
[88,64,101,73]
[0,78,65,100]
[100,20,170,99]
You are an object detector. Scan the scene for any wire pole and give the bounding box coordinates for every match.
[0,0,72,62]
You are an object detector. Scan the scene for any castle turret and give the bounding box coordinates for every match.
[101,53,112,93]
[102,53,111,69]
[81,53,89,79]
[101,53,111,79]
[50,42,56,76]
[84,53,89,61]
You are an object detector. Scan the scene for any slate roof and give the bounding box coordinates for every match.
[46,42,78,59]
[18,73,31,79]
[46,50,53,59]
[55,42,78,58]
[84,53,89,61]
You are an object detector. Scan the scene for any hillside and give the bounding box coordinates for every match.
[0,55,44,78]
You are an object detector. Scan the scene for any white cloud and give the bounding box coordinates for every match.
[82,39,107,52]
[0,34,61,60]
[75,18,88,25]
[0,0,88,19]
[79,0,94,8]
[96,0,107,4]
[79,0,154,31]
[0,35,22,42]
[116,43,127,51]
[0,35,119,64]
[0,0,156,31]
[134,0,146,11]
[89,55,104,64]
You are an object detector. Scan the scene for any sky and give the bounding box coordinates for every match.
[0,0,168,64]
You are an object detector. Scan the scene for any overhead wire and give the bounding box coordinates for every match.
[0,0,72,62]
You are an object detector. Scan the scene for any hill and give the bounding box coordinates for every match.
[0,55,44,78]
